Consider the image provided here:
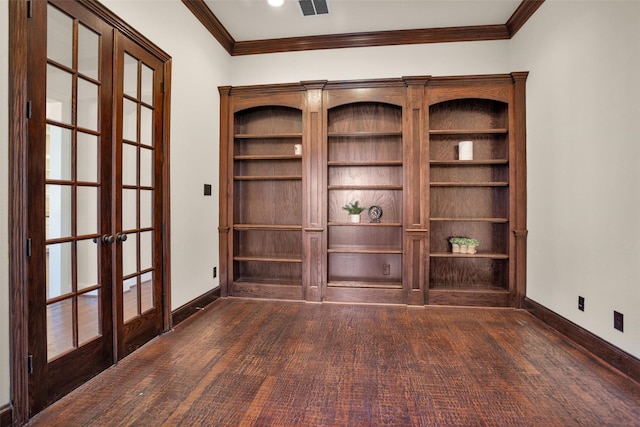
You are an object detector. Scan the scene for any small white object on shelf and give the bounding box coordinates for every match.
[459,140,473,160]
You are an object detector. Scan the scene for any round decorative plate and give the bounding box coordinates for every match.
[368,205,383,223]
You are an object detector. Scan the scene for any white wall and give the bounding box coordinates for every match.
[0,0,10,410]
[230,40,510,85]
[510,0,640,358]
[101,0,230,310]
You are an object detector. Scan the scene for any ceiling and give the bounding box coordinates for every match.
[182,0,544,55]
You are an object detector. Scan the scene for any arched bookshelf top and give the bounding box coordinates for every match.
[234,105,302,136]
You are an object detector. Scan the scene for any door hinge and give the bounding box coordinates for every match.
[26,101,32,119]
[26,238,32,257]
[28,354,33,374]
[27,1,33,18]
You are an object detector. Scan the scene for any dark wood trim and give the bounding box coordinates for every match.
[78,0,171,62]
[217,86,231,297]
[506,0,546,36]
[181,0,234,55]
[232,25,510,56]
[171,288,222,327]
[181,0,544,56]
[525,298,640,383]
[511,71,529,308]
[0,405,12,427]
[162,59,173,332]
[9,0,30,424]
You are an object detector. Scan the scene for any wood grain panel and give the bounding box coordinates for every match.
[428,289,510,306]
[234,180,302,225]
[234,261,302,285]
[235,158,302,177]
[430,99,508,129]
[234,106,302,135]
[429,257,508,290]
[328,225,402,251]
[327,102,402,133]
[328,253,402,283]
[328,136,402,162]
[9,0,30,423]
[328,165,402,187]
[231,282,303,300]
[234,229,302,259]
[324,286,406,304]
[430,187,509,219]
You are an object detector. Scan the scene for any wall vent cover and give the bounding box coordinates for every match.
[299,0,329,16]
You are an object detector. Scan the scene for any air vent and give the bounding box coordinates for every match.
[299,0,329,16]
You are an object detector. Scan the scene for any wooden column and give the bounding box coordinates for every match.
[301,81,327,302]
[511,72,529,308]
[403,77,430,305]
[217,86,232,297]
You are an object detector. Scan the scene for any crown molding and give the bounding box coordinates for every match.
[182,0,235,55]
[506,0,545,36]
[184,0,545,56]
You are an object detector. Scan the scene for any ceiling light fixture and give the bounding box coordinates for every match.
[268,0,285,7]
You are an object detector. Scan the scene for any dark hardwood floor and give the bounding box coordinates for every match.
[28,298,640,426]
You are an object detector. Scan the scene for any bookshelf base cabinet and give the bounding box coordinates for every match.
[219,73,527,308]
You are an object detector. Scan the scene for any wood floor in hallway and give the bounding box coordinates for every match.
[27,298,640,426]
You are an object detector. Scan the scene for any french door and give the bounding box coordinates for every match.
[25,0,168,415]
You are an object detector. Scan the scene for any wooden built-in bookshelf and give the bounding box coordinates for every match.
[219,73,528,307]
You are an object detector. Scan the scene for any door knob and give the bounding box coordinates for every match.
[102,234,115,244]
[116,233,128,242]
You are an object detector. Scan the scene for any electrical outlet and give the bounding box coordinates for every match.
[614,311,624,332]
[383,264,390,275]
[578,296,585,312]
[213,266,217,279]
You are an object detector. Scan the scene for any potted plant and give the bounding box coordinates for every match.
[449,237,465,253]
[462,238,479,254]
[449,237,479,254]
[342,201,367,223]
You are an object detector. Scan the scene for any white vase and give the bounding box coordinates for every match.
[460,244,469,253]
[452,243,460,253]
[467,245,477,254]
[349,214,361,223]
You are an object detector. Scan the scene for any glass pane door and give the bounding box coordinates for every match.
[120,52,157,323]
[45,3,103,361]
[115,33,165,357]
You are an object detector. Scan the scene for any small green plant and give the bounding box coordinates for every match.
[342,201,367,215]
[464,238,479,247]
[449,237,479,246]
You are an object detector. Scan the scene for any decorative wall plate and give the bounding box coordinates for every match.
[368,205,383,223]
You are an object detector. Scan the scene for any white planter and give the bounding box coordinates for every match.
[349,214,361,223]
[452,243,460,253]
